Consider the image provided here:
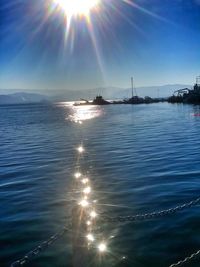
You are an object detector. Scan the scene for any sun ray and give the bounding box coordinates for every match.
[87,21,106,79]
[45,0,174,87]
[122,0,171,24]
[107,1,145,36]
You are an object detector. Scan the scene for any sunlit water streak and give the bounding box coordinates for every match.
[1,103,200,267]
[57,102,103,123]
[72,134,109,264]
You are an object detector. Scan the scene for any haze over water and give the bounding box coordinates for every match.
[1,102,200,267]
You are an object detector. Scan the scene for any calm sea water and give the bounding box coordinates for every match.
[1,102,200,267]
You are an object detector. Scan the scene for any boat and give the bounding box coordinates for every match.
[123,76,144,104]
[92,95,110,105]
[74,95,110,106]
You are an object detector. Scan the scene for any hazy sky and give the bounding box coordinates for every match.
[1,0,200,92]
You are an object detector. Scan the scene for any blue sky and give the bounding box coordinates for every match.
[1,0,200,92]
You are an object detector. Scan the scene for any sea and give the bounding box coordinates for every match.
[0,102,200,267]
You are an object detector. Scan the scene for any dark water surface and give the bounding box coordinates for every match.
[1,103,200,267]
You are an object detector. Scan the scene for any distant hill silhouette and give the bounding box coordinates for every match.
[47,84,191,100]
[0,84,191,103]
[0,92,49,104]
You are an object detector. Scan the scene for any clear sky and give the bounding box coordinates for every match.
[1,0,200,92]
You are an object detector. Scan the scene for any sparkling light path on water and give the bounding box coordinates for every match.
[74,144,108,255]
[69,104,130,265]
[68,102,111,261]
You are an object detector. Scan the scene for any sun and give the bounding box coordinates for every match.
[53,0,100,18]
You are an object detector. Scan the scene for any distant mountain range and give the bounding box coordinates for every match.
[38,84,191,100]
[0,92,49,104]
[0,84,191,104]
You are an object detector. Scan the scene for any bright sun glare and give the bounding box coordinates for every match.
[53,0,100,18]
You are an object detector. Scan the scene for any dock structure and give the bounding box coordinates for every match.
[168,76,200,104]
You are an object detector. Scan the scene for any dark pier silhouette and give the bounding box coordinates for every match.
[168,76,200,104]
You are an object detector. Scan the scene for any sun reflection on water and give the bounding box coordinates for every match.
[57,102,103,124]
[83,186,91,194]
[86,233,95,242]
[79,199,89,207]
[72,144,110,258]
[69,105,102,123]
[77,145,84,153]
[74,172,82,178]
[90,210,97,218]
[98,242,107,253]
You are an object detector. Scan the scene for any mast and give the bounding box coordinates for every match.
[131,77,133,98]
[131,76,137,97]
[196,75,200,86]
